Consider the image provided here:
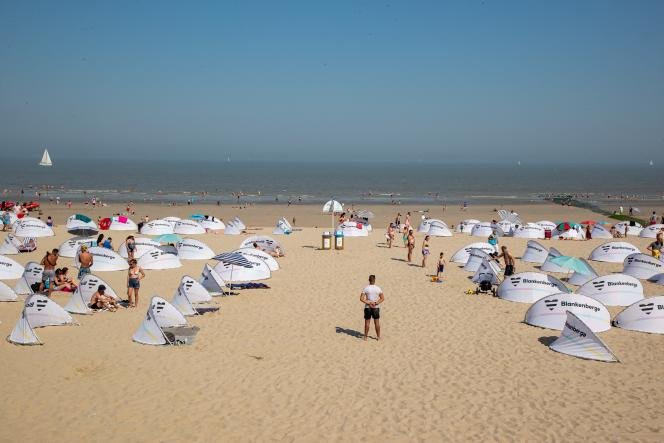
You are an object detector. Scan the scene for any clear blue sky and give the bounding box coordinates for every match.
[1,0,663,163]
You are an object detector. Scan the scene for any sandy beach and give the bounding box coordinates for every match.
[0,201,662,442]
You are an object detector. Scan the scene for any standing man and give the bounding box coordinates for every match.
[497,246,515,276]
[77,245,94,280]
[360,275,384,341]
[40,248,59,290]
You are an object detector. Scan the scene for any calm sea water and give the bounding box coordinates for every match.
[1,158,663,206]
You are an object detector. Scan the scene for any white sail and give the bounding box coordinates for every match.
[39,149,53,166]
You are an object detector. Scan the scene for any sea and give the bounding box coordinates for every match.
[1,158,663,207]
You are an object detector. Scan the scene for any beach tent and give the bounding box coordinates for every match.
[0,234,36,255]
[549,311,619,362]
[174,219,206,235]
[200,217,225,231]
[471,258,502,285]
[577,274,643,307]
[140,220,174,236]
[451,242,495,264]
[463,248,493,272]
[58,236,96,258]
[649,273,664,285]
[551,225,584,240]
[232,217,247,230]
[234,248,279,272]
[639,224,664,238]
[567,258,599,286]
[0,255,27,281]
[13,219,54,238]
[119,237,161,259]
[0,281,18,301]
[13,261,42,294]
[613,296,664,334]
[524,292,611,332]
[540,247,567,273]
[427,220,453,237]
[590,224,613,239]
[496,220,514,236]
[536,220,557,231]
[178,276,213,304]
[199,264,228,296]
[589,242,640,263]
[24,294,74,327]
[622,253,664,280]
[418,218,433,233]
[64,274,119,314]
[213,252,271,282]
[471,222,502,238]
[171,282,219,316]
[133,296,190,345]
[137,247,182,270]
[224,220,242,235]
[66,214,98,236]
[497,272,568,303]
[521,241,549,264]
[163,216,181,224]
[614,221,643,237]
[273,217,292,235]
[497,209,522,224]
[75,246,129,272]
[337,221,369,237]
[513,223,545,239]
[456,219,480,234]
[0,211,18,228]
[107,216,138,231]
[7,309,42,345]
[175,239,214,260]
[240,236,283,254]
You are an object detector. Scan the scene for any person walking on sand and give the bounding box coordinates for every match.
[125,235,136,260]
[436,252,446,279]
[421,235,430,268]
[646,233,663,259]
[386,223,395,248]
[407,229,415,262]
[497,246,515,276]
[360,275,384,341]
[77,245,94,279]
[127,259,145,308]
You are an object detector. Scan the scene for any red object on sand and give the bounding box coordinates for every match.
[24,202,40,211]
[580,220,597,226]
[99,217,111,230]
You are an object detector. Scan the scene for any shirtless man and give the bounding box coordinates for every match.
[360,275,384,341]
[406,229,415,262]
[89,285,118,311]
[497,246,515,276]
[40,248,59,288]
[77,245,94,279]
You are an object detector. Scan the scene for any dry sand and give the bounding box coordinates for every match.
[1,202,663,442]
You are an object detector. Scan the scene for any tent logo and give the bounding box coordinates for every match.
[592,280,605,291]
[639,302,654,315]
[510,277,521,286]
[564,321,586,338]
[601,245,611,252]
[36,299,48,311]
[544,298,558,311]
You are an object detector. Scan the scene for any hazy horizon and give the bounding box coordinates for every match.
[1,1,663,163]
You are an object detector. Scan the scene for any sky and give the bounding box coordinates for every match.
[1,0,663,163]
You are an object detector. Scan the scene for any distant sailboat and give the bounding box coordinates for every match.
[39,148,53,167]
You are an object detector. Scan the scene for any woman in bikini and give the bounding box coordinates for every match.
[421,235,430,268]
[407,229,415,262]
[127,259,146,308]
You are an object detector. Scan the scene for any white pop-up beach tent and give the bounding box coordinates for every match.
[577,274,643,307]
[240,236,283,254]
[471,222,502,238]
[213,252,271,282]
[118,237,160,259]
[471,258,502,285]
[521,240,549,264]
[140,220,175,236]
[58,236,96,258]
[0,281,18,302]
[66,214,98,236]
[497,272,568,303]
[199,263,229,296]
[613,296,664,334]
[451,242,495,264]
[536,220,557,231]
[24,294,74,327]
[427,220,453,237]
[273,217,292,235]
[7,308,42,345]
[174,219,206,235]
[418,218,433,233]
[75,246,129,272]
[132,296,190,345]
[137,248,182,270]
[463,248,493,272]
[175,239,214,260]
[589,242,640,263]
[590,224,613,239]
[64,274,119,314]
[0,234,30,255]
[551,226,584,240]
[234,248,280,272]
[639,224,664,238]
[622,253,664,280]
[549,311,619,362]
[567,258,599,286]
[13,261,41,295]
[456,219,480,234]
[540,247,566,273]
[336,221,369,237]
[0,211,18,228]
[200,217,225,231]
[13,219,54,238]
[178,275,213,304]
[108,216,138,231]
[224,220,242,235]
[496,220,514,236]
[614,221,643,237]
[162,216,181,229]
[513,223,545,239]
[524,293,611,332]
[232,217,246,230]
[171,281,219,316]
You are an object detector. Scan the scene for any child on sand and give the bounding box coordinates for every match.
[436,253,445,279]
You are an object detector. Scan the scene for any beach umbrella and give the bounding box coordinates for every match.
[322,199,343,233]
[152,234,182,244]
[550,256,594,275]
[580,220,597,226]
[190,214,204,220]
[212,251,267,283]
